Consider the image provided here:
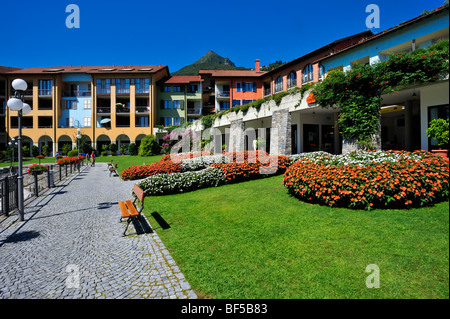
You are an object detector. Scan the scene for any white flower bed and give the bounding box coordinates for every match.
[138,167,225,196]
[289,150,423,167]
[180,155,230,172]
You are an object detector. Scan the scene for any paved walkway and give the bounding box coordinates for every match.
[0,163,197,299]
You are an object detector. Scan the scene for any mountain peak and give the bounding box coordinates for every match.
[193,51,236,67]
[172,51,240,75]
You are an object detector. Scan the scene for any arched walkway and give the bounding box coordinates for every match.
[38,135,53,157]
[57,135,73,155]
[96,134,111,153]
[116,134,130,155]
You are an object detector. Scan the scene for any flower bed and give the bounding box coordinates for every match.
[57,156,82,166]
[135,151,291,194]
[211,154,290,183]
[138,167,225,196]
[121,160,182,181]
[160,151,211,163]
[283,150,449,210]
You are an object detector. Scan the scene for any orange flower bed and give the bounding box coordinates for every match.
[121,161,182,180]
[283,150,449,210]
[212,151,291,183]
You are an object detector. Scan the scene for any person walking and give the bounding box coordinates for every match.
[91,151,96,167]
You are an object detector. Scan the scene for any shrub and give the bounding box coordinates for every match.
[128,143,138,156]
[427,118,449,148]
[138,135,160,156]
[31,145,39,158]
[67,149,79,157]
[42,144,50,157]
[62,144,72,156]
[283,150,449,210]
[109,143,118,155]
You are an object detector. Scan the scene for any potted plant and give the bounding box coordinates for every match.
[426,118,449,158]
[36,154,44,164]
[27,163,49,175]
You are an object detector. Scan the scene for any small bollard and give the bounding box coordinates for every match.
[48,166,55,188]
[33,173,39,197]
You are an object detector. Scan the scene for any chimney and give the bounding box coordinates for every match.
[255,59,260,72]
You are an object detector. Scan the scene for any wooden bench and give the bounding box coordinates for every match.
[108,162,119,177]
[119,184,145,236]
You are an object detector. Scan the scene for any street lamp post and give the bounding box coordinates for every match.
[76,128,81,170]
[8,138,17,175]
[7,79,32,222]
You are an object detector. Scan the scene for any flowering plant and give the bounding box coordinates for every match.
[57,157,80,166]
[283,150,449,210]
[27,164,49,174]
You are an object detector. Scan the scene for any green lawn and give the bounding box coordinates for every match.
[96,155,162,175]
[143,175,449,299]
[1,155,163,175]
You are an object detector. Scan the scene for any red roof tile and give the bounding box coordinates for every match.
[198,69,266,77]
[164,76,204,84]
[5,65,168,75]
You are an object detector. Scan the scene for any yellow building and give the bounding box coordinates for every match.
[1,65,169,155]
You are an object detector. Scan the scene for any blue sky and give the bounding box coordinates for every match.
[0,0,446,72]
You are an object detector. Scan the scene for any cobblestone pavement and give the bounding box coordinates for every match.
[0,164,197,299]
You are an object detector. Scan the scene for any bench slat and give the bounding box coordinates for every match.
[119,201,130,218]
[125,200,140,217]
[133,184,145,203]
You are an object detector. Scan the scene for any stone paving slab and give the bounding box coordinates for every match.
[0,163,197,299]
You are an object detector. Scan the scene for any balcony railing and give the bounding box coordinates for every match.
[217,91,230,98]
[136,106,149,113]
[116,107,130,113]
[97,88,111,95]
[38,89,52,96]
[187,108,202,115]
[97,107,111,113]
[62,90,91,97]
[116,88,130,94]
[136,88,149,94]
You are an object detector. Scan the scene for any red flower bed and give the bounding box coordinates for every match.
[283,150,449,210]
[121,160,182,180]
[212,151,290,183]
[57,156,81,166]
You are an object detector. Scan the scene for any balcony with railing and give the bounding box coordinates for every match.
[62,90,91,97]
[97,107,111,114]
[187,107,202,116]
[216,91,230,99]
[116,88,130,95]
[38,89,52,96]
[97,88,111,95]
[135,88,150,95]
[136,106,149,113]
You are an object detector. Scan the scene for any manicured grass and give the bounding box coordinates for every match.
[0,157,60,167]
[96,155,162,175]
[144,175,449,299]
[1,155,163,177]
